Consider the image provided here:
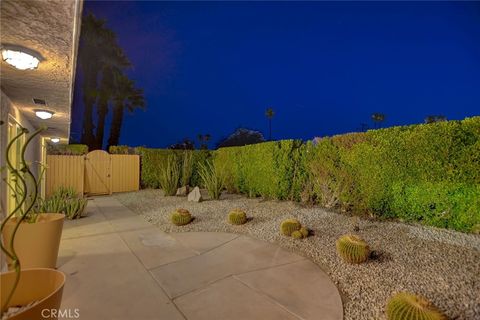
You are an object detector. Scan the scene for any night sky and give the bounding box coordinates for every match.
[70,1,480,149]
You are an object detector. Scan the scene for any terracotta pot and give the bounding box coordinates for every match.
[1,268,65,320]
[2,214,65,269]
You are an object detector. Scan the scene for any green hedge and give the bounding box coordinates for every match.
[214,140,305,199]
[134,147,210,188]
[124,116,480,232]
[47,144,88,155]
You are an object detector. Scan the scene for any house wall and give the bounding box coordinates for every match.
[0,89,41,218]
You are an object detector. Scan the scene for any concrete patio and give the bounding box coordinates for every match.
[58,196,343,320]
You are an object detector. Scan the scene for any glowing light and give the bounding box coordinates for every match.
[50,138,60,143]
[35,110,54,120]
[2,49,40,70]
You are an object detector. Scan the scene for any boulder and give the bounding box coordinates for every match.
[176,186,189,196]
[187,187,202,202]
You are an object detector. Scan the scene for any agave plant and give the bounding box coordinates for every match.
[64,198,88,219]
[52,186,77,199]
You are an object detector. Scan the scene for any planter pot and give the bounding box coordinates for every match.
[2,214,65,269]
[1,268,65,320]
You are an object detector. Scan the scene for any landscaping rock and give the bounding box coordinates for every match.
[176,186,189,197]
[116,189,480,320]
[187,187,202,202]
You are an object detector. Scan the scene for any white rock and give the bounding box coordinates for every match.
[187,187,202,202]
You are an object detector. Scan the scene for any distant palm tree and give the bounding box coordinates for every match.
[107,75,145,150]
[197,133,211,150]
[371,113,386,129]
[424,115,447,124]
[265,108,275,140]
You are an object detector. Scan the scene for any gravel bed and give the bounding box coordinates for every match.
[115,189,480,320]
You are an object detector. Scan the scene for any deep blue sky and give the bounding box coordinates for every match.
[71,1,480,149]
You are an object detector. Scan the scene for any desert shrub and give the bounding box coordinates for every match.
[191,150,212,187]
[63,198,88,219]
[136,147,173,188]
[198,160,225,199]
[52,186,78,198]
[386,292,446,320]
[181,150,194,187]
[158,155,180,196]
[37,186,87,220]
[336,234,370,264]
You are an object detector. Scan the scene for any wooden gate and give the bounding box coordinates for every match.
[46,151,140,196]
[85,150,112,195]
[45,155,84,197]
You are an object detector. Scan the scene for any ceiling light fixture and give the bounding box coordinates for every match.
[1,44,42,70]
[35,110,54,120]
[50,138,60,143]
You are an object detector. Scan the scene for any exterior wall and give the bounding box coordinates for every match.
[0,90,42,218]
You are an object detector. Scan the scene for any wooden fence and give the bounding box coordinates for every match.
[45,151,140,197]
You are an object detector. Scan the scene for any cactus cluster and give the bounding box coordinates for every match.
[280,219,309,239]
[386,292,446,320]
[228,209,247,225]
[336,234,370,264]
[171,208,193,226]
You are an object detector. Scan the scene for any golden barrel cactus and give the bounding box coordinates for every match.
[336,234,370,264]
[228,209,248,225]
[280,218,301,236]
[171,208,193,226]
[386,292,446,320]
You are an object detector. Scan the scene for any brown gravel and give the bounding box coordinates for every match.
[115,189,480,320]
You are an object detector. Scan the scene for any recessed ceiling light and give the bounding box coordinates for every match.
[50,138,60,143]
[1,45,41,70]
[35,110,54,120]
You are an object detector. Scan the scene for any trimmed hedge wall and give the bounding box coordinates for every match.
[118,116,480,232]
[47,144,88,155]
[128,147,210,189]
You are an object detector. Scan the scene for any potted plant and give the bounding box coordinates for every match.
[1,125,66,319]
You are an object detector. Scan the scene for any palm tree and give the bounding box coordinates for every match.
[107,75,145,150]
[371,113,386,129]
[265,108,275,140]
[78,13,105,147]
[197,133,211,150]
[95,47,130,149]
[78,12,132,150]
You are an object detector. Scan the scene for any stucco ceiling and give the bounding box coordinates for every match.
[0,0,83,140]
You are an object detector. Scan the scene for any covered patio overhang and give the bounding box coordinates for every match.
[0,0,83,142]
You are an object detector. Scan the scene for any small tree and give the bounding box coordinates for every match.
[265,108,275,140]
[371,113,386,128]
